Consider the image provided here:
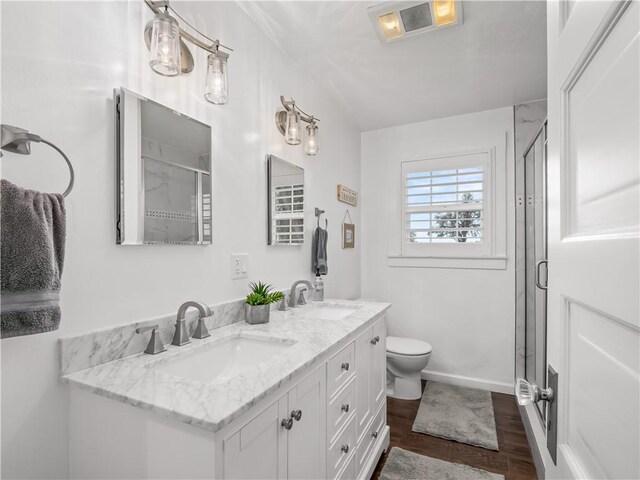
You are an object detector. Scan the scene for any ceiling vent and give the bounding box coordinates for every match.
[368,1,463,43]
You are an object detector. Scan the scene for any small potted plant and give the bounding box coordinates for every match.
[245,282,284,325]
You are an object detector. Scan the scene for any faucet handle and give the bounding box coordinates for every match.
[279,295,289,311]
[192,317,211,339]
[136,325,166,355]
[298,288,307,306]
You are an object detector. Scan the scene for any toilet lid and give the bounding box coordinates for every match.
[387,336,432,356]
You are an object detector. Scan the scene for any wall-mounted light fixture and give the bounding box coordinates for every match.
[275,96,319,155]
[144,0,233,104]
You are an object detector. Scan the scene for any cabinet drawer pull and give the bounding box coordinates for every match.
[341,404,350,413]
[341,362,350,371]
[341,444,350,454]
[281,418,293,430]
[371,431,378,439]
[290,409,302,421]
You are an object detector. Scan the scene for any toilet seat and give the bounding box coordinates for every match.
[387,336,432,356]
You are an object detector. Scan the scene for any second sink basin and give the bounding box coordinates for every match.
[151,335,294,384]
[309,305,359,321]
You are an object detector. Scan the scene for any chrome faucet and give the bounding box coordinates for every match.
[172,301,212,346]
[288,280,314,308]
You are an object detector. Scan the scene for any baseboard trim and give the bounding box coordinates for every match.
[421,369,515,394]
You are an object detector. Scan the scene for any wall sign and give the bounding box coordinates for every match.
[342,209,355,249]
[337,184,358,206]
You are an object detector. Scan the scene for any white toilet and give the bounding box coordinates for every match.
[386,336,432,400]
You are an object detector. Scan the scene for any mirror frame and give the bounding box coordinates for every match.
[114,87,212,246]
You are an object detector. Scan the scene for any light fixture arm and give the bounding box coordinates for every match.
[279,96,319,124]
[145,0,232,56]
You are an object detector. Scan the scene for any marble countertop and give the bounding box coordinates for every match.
[62,300,390,434]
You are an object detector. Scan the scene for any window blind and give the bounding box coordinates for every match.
[403,167,484,244]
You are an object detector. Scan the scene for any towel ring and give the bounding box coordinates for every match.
[0,124,74,198]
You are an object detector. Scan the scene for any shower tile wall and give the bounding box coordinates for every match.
[514,100,546,379]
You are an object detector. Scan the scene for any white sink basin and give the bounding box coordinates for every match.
[151,336,294,384]
[310,306,358,321]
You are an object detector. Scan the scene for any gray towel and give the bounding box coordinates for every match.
[1,179,66,338]
[312,226,328,275]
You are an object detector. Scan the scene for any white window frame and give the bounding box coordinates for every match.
[389,146,507,270]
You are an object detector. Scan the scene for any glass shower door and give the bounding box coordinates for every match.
[524,123,548,421]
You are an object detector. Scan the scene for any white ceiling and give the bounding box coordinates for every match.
[239,1,547,131]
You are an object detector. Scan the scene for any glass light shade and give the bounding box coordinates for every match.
[149,12,181,77]
[204,52,229,105]
[433,0,457,26]
[304,122,319,156]
[285,110,301,145]
[378,12,403,40]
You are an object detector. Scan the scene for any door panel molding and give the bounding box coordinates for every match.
[562,297,640,479]
[560,0,638,239]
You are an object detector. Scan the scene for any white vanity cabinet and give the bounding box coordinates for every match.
[68,315,389,480]
[222,365,326,480]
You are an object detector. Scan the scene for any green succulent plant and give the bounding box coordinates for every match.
[246,282,284,306]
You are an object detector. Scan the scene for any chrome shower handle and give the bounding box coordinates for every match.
[536,259,548,290]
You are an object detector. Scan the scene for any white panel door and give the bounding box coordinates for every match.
[223,398,288,479]
[287,366,327,480]
[355,327,373,441]
[546,1,639,479]
[371,319,387,408]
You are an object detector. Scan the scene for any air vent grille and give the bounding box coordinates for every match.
[400,3,433,32]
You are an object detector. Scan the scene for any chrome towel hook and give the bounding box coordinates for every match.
[1,124,74,198]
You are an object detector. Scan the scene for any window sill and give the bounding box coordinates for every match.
[387,255,507,270]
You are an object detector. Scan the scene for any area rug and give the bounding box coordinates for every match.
[379,447,505,480]
[412,381,499,451]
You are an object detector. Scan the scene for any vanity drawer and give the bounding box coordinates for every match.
[336,450,356,480]
[328,341,355,398]
[328,416,356,479]
[328,377,356,444]
[356,399,386,478]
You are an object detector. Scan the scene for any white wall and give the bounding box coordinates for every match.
[361,107,515,393]
[0,2,361,478]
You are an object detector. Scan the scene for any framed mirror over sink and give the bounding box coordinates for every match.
[267,154,304,245]
[114,87,212,245]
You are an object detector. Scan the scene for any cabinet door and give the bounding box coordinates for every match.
[288,365,327,480]
[223,398,288,480]
[355,327,372,441]
[371,318,387,408]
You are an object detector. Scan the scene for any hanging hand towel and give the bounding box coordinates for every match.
[1,179,66,338]
[312,226,328,275]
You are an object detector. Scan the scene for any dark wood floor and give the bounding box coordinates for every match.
[372,381,538,480]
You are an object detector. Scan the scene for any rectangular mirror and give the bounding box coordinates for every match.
[267,155,304,245]
[115,87,212,245]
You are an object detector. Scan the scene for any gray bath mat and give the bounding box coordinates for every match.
[412,381,499,451]
[380,447,504,480]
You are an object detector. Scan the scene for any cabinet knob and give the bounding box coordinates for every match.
[341,444,350,454]
[341,362,350,371]
[290,409,302,421]
[371,336,380,345]
[371,431,378,439]
[341,404,350,413]
[281,418,293,430]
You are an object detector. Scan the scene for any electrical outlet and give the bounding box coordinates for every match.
[231,254,248,280]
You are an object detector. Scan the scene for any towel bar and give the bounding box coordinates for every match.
[0,124,74,198]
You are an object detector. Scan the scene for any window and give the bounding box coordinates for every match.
[400,151,494,258]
